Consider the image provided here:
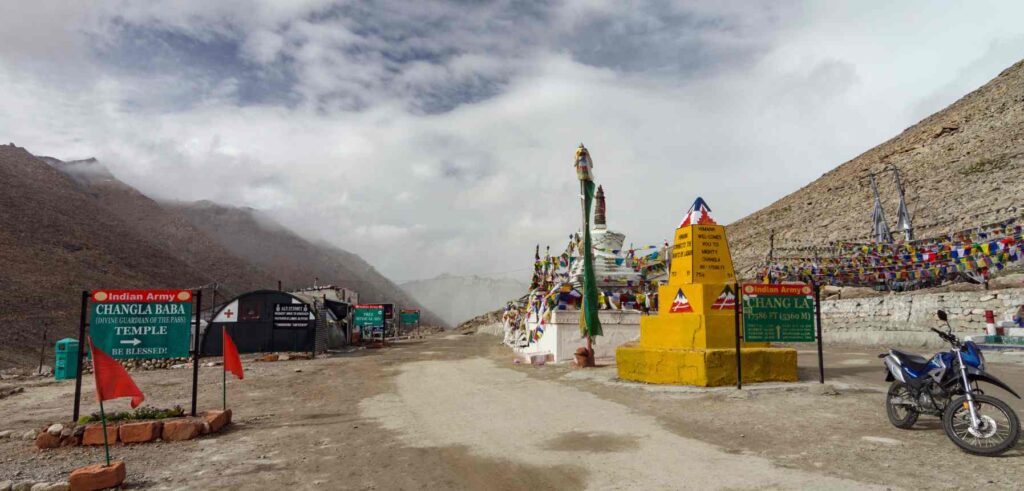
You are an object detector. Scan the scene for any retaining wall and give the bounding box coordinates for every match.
[821,287,1024,347]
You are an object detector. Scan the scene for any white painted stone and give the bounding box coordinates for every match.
[46,424,63,436]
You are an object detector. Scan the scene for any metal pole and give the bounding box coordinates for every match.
[73,291,89,422]
[814,281,825,384]
[734,282,743,390]
[38,326,48,375]
[191,290,202,416]
[99,397,111,467]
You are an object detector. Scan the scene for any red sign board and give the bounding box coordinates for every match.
[740,284,813,297]
[91,290,193,303]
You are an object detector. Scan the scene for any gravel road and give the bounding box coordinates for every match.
[2,333,1023,489]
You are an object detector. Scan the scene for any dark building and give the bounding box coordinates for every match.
[202,290,318,355]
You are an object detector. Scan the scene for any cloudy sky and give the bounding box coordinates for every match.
[2,1,1023,282]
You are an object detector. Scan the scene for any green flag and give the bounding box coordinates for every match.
[580,180,603,338]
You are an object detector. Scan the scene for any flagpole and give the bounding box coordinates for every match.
[98,397,111,466]
[580,178,593,363]
[88,340,112,466]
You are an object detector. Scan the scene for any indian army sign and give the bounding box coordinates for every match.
[89,290,193,359]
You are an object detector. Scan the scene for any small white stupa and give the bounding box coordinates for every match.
[571,185,644,290]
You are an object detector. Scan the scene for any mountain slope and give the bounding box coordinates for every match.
[42,157,277,298]
[170,201,445,326]
[728,59,1024,276]
[401,274,528,326]
[0,145,216,367]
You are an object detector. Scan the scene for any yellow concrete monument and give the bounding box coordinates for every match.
[616,198,797,386]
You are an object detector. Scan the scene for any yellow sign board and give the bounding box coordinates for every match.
[669,224,735,285]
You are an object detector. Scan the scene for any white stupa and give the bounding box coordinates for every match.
[572,185,644,289]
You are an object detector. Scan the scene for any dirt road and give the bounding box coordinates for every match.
[2,333,1023,489]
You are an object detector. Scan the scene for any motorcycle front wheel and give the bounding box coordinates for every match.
[942,394,1021,456]
[886,382,919,429]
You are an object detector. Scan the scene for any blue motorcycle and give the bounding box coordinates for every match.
[881,310,1021,455]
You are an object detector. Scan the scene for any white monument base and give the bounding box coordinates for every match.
[515,309,641,363]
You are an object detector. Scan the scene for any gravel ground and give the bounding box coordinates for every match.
[2,333,1024,489]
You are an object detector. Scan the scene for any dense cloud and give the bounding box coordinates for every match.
[2,1,1023,281]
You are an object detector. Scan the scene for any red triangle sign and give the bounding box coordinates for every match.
[669,288,693,313]
[711,285,736,310]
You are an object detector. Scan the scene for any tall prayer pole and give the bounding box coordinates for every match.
[574,144,602,366]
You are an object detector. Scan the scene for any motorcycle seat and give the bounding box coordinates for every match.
[891,350,931,373]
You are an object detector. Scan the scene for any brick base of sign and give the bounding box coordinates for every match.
[202,409,232,433]
[82,425,119,446]
[30,410,233,451]
[161,419,202,441]
[119,421,163,444]
[69,460,126,491]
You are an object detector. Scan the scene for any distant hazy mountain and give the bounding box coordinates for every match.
[401,274,528,327]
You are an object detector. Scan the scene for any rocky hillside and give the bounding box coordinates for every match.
[0,145,216,367]
[728,59,1024,277]
[0,146,441,367]
[401,274,527,327]
[42,156,276,298]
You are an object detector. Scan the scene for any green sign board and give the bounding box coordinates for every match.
[741,284,816,343]
[399,310,420,325]
[89,290,193,359]
[354,304,384,328]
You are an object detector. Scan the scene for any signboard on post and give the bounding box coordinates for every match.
[399,309,420,325]
[89,290,193,359]
[354,304,385,342]
[273,303,312,328]
[354,304,385,328]
[740,284,816,342]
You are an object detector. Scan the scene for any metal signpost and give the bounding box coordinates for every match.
[740,283,824,384]
[73,289,202,421]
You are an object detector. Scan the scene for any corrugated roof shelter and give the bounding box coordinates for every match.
[203,290,318,355]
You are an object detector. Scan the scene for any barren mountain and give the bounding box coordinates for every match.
[401,274,527,326]
[42,156,277,298]
[0,145,216,367]
[0,146,441,368]
[169,201,444,326]
[728,59,1024,276]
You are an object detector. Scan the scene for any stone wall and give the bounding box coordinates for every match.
[821,288,1024,347]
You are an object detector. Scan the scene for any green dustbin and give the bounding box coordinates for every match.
[54,338,82,380]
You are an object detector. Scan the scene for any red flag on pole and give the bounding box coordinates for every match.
[89,337,145,408]
[223,327,244,380]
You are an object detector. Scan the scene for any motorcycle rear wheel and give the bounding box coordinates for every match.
[886,382,919,429]
[942,394,1020,456]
